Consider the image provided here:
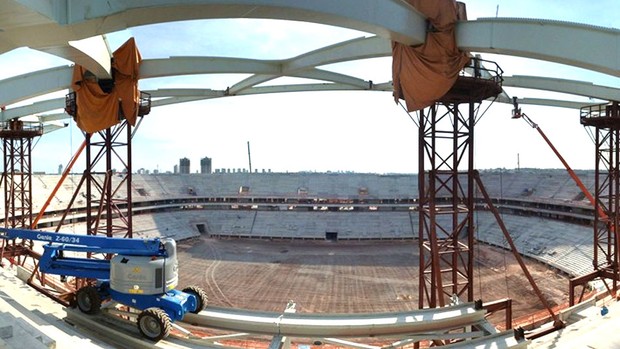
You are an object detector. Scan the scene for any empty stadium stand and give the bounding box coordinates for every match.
[19,169,597,279]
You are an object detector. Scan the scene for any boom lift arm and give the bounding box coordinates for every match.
[511,97,604,218]
[0,228,166,279]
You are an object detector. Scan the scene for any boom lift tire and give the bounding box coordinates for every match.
[76,286,101,314]
[137,307,171,341]
[183,285,208,313]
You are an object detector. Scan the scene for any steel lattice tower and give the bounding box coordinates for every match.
[57,92,151,239]
[570,101,620,304]
[0,120,42,264]
[0,120,43,229]
[417,58,503,308]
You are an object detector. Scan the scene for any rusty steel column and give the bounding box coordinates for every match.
[417,57,503,310]
[3,136,37,227]
[56,91,150,239]
[0,120,42,263]
[573,101,620,302]
[83,120,134,238]
[0,122,42,228]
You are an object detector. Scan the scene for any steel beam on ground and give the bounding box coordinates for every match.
[183,302,486,337]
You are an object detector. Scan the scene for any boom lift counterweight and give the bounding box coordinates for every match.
[0,227,208,341]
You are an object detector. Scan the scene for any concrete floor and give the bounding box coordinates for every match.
[176,237,569,321]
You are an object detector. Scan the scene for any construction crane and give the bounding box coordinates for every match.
[0,227,208,341]
[511,97,603,218]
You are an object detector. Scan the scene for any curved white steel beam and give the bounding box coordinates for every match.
[184,302,485,337]
[235,83,388,96]
[1,98,66,122]
[151,96,212,108]
[229,36,389,94]
[148,89,224,98]
[0,0,424,76]
[0,3,112,77]
[0,39,385,107]
[5,76,612,123]
[38,113,70,123]
[140,57,280,79]
[150,83,391,107]
[60,0,426,46]
[503,76,620,102]
[495,95,598,110]
[64,35,113,78]
[42,122,69,134]
[4,23,620,108]
[283,36,390,73]
[3,3,620,88]
[13,81,392,121]
[0,66,72,106]
[457,18,620,77]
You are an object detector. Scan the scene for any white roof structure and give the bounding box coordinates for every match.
[0,0,619,128]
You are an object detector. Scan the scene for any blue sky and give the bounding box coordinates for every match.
[3,1,620,174]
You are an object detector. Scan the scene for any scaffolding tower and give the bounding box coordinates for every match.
[0,120,43,263]
[418,58,503,308]
[570,101,620,304]
[58,91,151,239]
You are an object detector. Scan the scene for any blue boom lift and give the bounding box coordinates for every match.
[0,227,208,341]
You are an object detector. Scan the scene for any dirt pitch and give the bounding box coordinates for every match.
[177,237,569,323]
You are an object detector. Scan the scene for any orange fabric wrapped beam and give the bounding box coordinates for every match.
[392,0,470,112]
[71,38,142,133]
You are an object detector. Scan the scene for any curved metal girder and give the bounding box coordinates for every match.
[503,75,620,101]
[0,0,425,76]
[2,2,620,90]
[6,58,618,114]
[0,65,72,106]
[184,302,485,337]
[64,35,112,78]
[457,18,620,77]
[1,98,66,122]
[229,36,389,94]
[283,36,390,72]
[38,113,70,123]
[5,75,616,123]
[0,36,387,107]
[139,57,281,79]
[148,89,224,98]
[59,0,427,45]
[42,122,69,134]
[495,95,599,110]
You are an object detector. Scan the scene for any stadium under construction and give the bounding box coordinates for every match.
[0,1,619,348]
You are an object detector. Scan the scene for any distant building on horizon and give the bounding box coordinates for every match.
[179,158,190,174]
[201,157,212,174]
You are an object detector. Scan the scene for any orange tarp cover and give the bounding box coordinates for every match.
[392,0,470,112]
[71,38,142,133]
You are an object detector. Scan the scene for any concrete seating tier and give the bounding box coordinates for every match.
[473,211,593,277]
[21,171,596,213]
[198,210,415,240]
